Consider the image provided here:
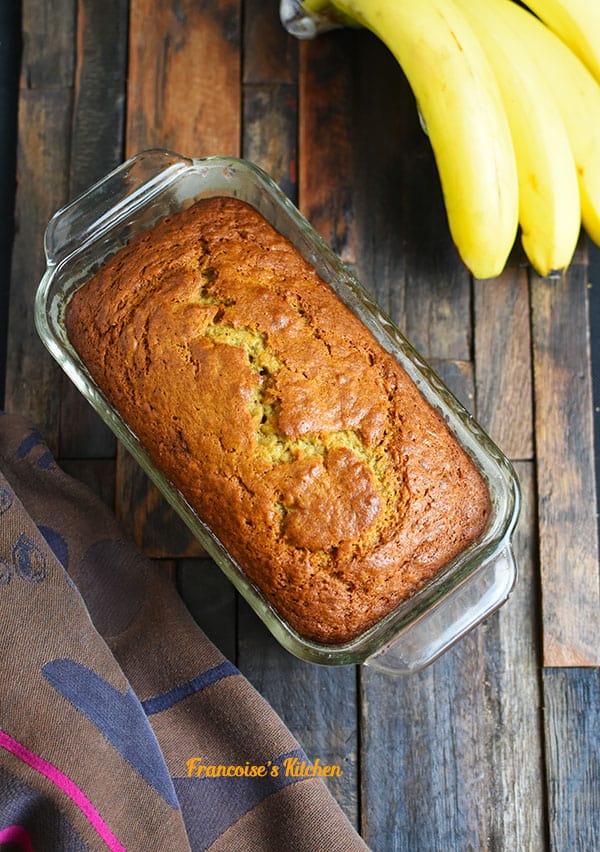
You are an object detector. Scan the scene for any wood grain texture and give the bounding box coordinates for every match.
[126,0,241,158]
[543,668,600,851]
[177,557,237,662]
[349,31,408,327]
[299,31,357,262]
[474,266,533,461]
[359,286,485,851]
[430,358,474,415]
[5,88,72,451]
[531,263,600,666]
[8,4,76,444]
[0,3,20,410]
[349,29,471,361]
[359,32,470,362]
[59,0,129,462]
[243,83,298,203]
[59,458,117,511]
[481,462,546,850]
[70,0,129,196]
[243,0,298,85]
[116,447,205,559]
[361,628,490,851]
[20,0,75,89]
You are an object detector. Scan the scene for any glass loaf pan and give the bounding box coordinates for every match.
[35,149,520,675]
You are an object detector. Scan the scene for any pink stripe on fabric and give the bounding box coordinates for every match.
[0,730,126,852]
[0,825,33,851]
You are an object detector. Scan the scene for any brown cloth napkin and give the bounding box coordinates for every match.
[0,411,368,851]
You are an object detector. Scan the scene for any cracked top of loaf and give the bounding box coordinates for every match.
[66,196,491,644]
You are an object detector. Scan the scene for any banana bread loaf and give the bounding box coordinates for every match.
[66,196,491,644]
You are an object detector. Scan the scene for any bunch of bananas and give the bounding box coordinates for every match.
[295,0,600,280]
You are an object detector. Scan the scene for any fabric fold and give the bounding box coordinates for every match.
[0,411,368,851]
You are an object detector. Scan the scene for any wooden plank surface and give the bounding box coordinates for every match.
[0,2,20,407]
[543,668,600,850]
[126,0,241,158]
[299,32,357,262]
[5,0,76,453]
[360,363,489,850]
[59,0,128,464]
[19,0,75,90]
[474,267,533,460]
[3,2,600,848]
[531,263,600,666]
[243,0,298,86]
[481,462,546,849]
[177,557,238,662]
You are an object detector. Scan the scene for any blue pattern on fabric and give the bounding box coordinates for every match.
[142,660,238,716]
[0,485,13,515]
[37,525,69,570]
[42,659,179,809]
[36,449,56,470]
[0,558,12,586]
[174,747,309,850]
[13,534,46,583]
[15,430,46,459]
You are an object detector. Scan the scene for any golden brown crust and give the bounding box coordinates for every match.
[66,197,491,644]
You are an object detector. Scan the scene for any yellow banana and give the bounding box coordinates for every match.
[521,0,600,85]
[453,0,580,277]
[305,0,519,280]
[498,0,600,247]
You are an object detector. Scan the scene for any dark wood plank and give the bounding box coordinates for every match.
[70,0,129,196]
[481,462,546,849]
[59,0,129,461]
[20,0,75,89]
[361,627,490,849]
[348,28,471,361]
[365,31,471,361]
[349,30,408,327]
[543,668,600,851]
[531,261,600,665]
[5,1,78,445]
[59,458,116,511]
[358,274,483,849]
[243,0,298,85]
[243,83,298,203]
[176,557,237,661]
[299,30,357,262]
[430,358,474,415]
[5,87,72,451]
[474,266,533,461]
[0,2,21,409]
